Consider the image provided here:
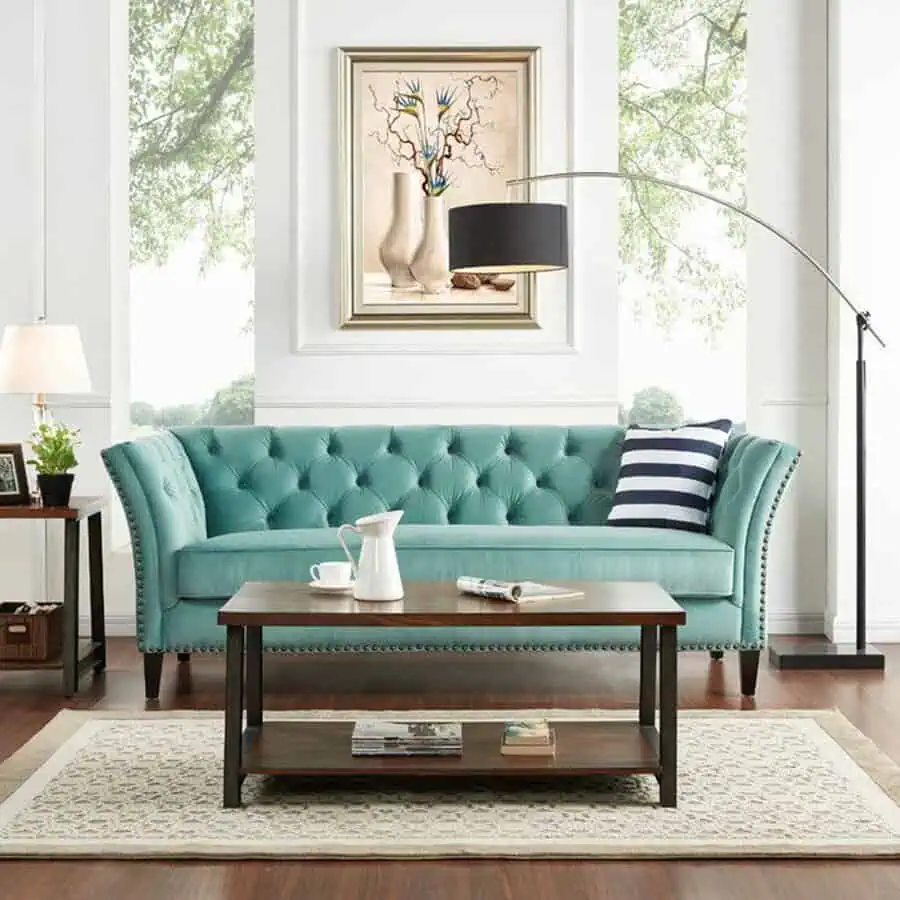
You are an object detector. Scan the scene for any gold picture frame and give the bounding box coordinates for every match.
[338,47,539,329]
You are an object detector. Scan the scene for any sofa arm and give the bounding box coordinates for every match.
[709,433,801,646]
[102,432,207,651]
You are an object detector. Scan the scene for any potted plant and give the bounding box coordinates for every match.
[27,422,80,507]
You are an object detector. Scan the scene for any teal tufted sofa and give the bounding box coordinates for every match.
[102,425,799,699]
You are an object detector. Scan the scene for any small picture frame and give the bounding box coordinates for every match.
[0,444,30,506]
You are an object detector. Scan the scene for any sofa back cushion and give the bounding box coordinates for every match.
[171,425,625,537]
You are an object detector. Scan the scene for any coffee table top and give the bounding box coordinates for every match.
[218,581,685,627]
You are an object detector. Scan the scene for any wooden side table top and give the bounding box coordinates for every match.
[218,580,686,628]
[0,496,105,521]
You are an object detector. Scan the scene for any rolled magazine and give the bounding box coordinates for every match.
[456,577,583,604]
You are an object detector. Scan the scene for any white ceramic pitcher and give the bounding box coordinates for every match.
[337,510,404,602]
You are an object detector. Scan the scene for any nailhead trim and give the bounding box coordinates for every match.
[754,451,802,648]
[146,640,760,654]
[102,448,149,651]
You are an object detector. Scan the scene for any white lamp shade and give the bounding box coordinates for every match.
[0,324,92,395]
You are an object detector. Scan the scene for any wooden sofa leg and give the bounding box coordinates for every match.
[144,653,164,700]
[177,652,191,663]
[740,650,761,696]
[709,650,724,661]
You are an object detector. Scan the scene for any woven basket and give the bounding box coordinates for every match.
[0,603,64,662]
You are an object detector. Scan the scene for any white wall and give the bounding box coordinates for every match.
[829,0,900,641]
[254,0,621,426]
[747,0,829,635]
[0,1,45,608]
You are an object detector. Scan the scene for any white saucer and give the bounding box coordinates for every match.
[309,580,355,595]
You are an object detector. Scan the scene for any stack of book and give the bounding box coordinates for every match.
[351,720,463,756]
[501,719,557,757]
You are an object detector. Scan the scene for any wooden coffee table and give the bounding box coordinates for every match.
[217,580,685,809]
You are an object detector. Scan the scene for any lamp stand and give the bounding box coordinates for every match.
[769,311,884,669]
[32,391,50,428]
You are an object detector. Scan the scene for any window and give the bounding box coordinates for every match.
[618,0,747,429]
[129,0,255,433]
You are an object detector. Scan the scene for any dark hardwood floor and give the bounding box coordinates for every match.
[1,638,900,899]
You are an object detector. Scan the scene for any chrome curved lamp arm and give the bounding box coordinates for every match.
[507,169,885,348]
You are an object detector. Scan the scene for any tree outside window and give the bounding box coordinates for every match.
[619,0,747,425]
[129,1,255,431]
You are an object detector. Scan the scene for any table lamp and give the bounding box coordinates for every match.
[0,320,92,425]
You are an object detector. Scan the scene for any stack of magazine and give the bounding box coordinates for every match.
[351,720,463,756]
[501,719,557,756]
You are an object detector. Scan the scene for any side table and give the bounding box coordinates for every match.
[0,496,107,696]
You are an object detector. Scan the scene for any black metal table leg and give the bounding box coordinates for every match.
[223,624,245,808]
[62,519,80,697]
[246,625,263,728]
[659,624,678,807]
[87,512,106,672]
[639,625,657,727]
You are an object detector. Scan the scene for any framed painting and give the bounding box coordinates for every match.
[338,47,538,328]
[0,444,29,506]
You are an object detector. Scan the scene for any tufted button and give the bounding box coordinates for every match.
[297,474,309,489]
[537,476,548,489]
[476,475,486,488]
[447,438,460,455]
[387,439,400,454]
[208,442,219,456]
[418,473,428,488]
[327,511,340,527]
[269,441,280,458]
[447,507,457,524]
[504,444,512,456]
[357,472,368,487]
[565,442,578,456]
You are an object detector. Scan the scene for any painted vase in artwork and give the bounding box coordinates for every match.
[378,172,421,288]
[410,196,450,294]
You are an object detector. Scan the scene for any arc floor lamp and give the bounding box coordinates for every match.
[448,169,885,670]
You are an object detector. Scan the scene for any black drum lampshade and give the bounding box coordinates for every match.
[448,202,569,274]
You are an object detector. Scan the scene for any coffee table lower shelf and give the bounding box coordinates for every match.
[239,720,662,778]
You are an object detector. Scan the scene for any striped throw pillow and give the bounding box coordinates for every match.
[607,419,733,533]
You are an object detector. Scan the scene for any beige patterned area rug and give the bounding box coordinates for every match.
[2,708,900,859]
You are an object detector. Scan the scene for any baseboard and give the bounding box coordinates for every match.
[766,612,826,635]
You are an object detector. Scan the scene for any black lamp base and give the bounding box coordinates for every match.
[769,638,885,670]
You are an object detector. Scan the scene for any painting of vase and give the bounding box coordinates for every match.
[339,47,538,327]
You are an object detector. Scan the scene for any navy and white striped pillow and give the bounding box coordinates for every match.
[607,419,732,533]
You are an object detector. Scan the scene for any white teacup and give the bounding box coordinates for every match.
[310,561,354,587]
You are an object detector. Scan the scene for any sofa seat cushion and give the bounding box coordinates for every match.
[175,524,733,600]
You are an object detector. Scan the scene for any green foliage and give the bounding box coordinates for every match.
[129,0,254,270]
[625,386,685,427]
[28,423,81,475]
[130,373,254,430]
[204,373,255,425]
[619,0,746,334]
